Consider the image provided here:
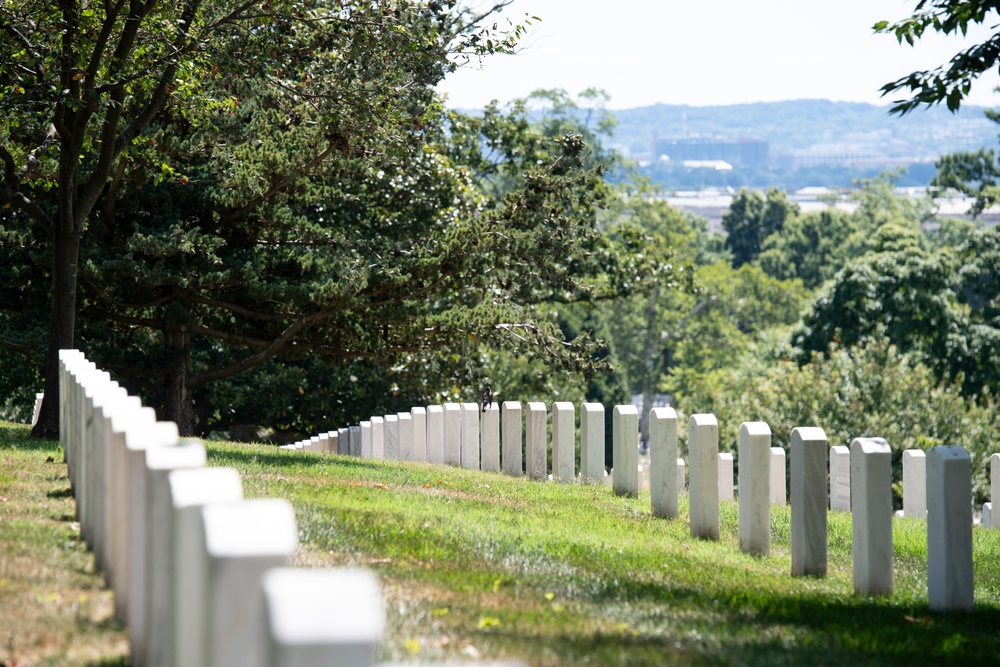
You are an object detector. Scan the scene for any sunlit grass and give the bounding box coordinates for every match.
[3,419,998,667]
[209,440,1000,666]
[0,422,128,666]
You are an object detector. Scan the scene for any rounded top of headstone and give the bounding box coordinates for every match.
[830,445,850,454]
[689,413,718,427]
[649,406,676,420]
[202,498,298,557]
[790,426,826,444]
[738,421,770,437]
[902,448,926,460]
[125,420,179,451]
[168,467,243,508]
[145,440,206,471]
[262,567,385,644]
[928,445,969,462]
[850,437,891,455]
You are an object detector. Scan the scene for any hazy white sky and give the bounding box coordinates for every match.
[438,0,1000,110]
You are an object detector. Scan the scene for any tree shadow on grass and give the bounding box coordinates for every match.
[206,444,384,473]
[0,423,62,453]
[580,574,1000,663]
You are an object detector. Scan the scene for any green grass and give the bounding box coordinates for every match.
[0,422,128,667]
[209,441,1000,666]
[3,421,999,666]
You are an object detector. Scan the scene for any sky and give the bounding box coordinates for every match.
[437,0,1000,110]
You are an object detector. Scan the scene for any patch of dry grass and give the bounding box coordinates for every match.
[0,423,128,667]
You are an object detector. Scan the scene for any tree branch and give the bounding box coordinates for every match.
[189,309,335,388]
[221,143,337,222]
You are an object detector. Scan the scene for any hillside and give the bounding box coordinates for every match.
[610,99,998,160]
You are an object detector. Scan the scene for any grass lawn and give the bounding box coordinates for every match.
[3,421,1000,666]
[212,441,1000,666]
[0,423,127,666]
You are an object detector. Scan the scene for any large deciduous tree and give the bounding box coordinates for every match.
[721,187,797,268]
[0,0,539,437]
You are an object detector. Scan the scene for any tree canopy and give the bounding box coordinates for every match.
[4,1,670,437]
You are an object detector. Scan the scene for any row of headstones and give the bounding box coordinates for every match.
[897,449,1000,529]
[57,350,386,667]
[636,411,983,611]
[294,403,992,610]
[288,402,796,502]
[283,401,599,480]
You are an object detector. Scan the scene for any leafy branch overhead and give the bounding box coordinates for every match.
[876,1,1000,114]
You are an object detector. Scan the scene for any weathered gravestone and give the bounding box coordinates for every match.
[927,446,974,611]
[991,453,1000,529]
[370,418,384,459]
[384,415,399,460]
[501,401,522,476]
[526,402,547,481]
[108,401,155,621]
[261,568,385,667]
[443,403,461,466]
[360,422,373,458]
[579,403,605,482]
[649,407,678,518]
[144,441,207,667]
[551,402,575,483]
[168,467,244,667]
[718,453,734,501]
[769,447,786,506]
[689,414,720,540]
[830,445,851,511]
[739,422,771,556]
[481,404,500,473]
[612,405,639,497]
[397,412,413,461]
[791,427,828,576]
[32,391,44,426]
[125,421,180,658]
[902,449,926,519]
[851,437,893,595]
[426,406,444,464]
[200,499,299,667]
[461,403,480,470]
[411,407,427,462]
[349,425,361,457]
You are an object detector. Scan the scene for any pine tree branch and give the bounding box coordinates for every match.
[189,309,335,388]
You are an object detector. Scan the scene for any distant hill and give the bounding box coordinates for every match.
[609,99,997,161]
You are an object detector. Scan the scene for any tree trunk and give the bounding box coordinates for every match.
[160,326,198,436]
[639,285,659,448]
[32,230,81,441]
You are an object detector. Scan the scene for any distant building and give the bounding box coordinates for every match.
[655,137,769,167]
